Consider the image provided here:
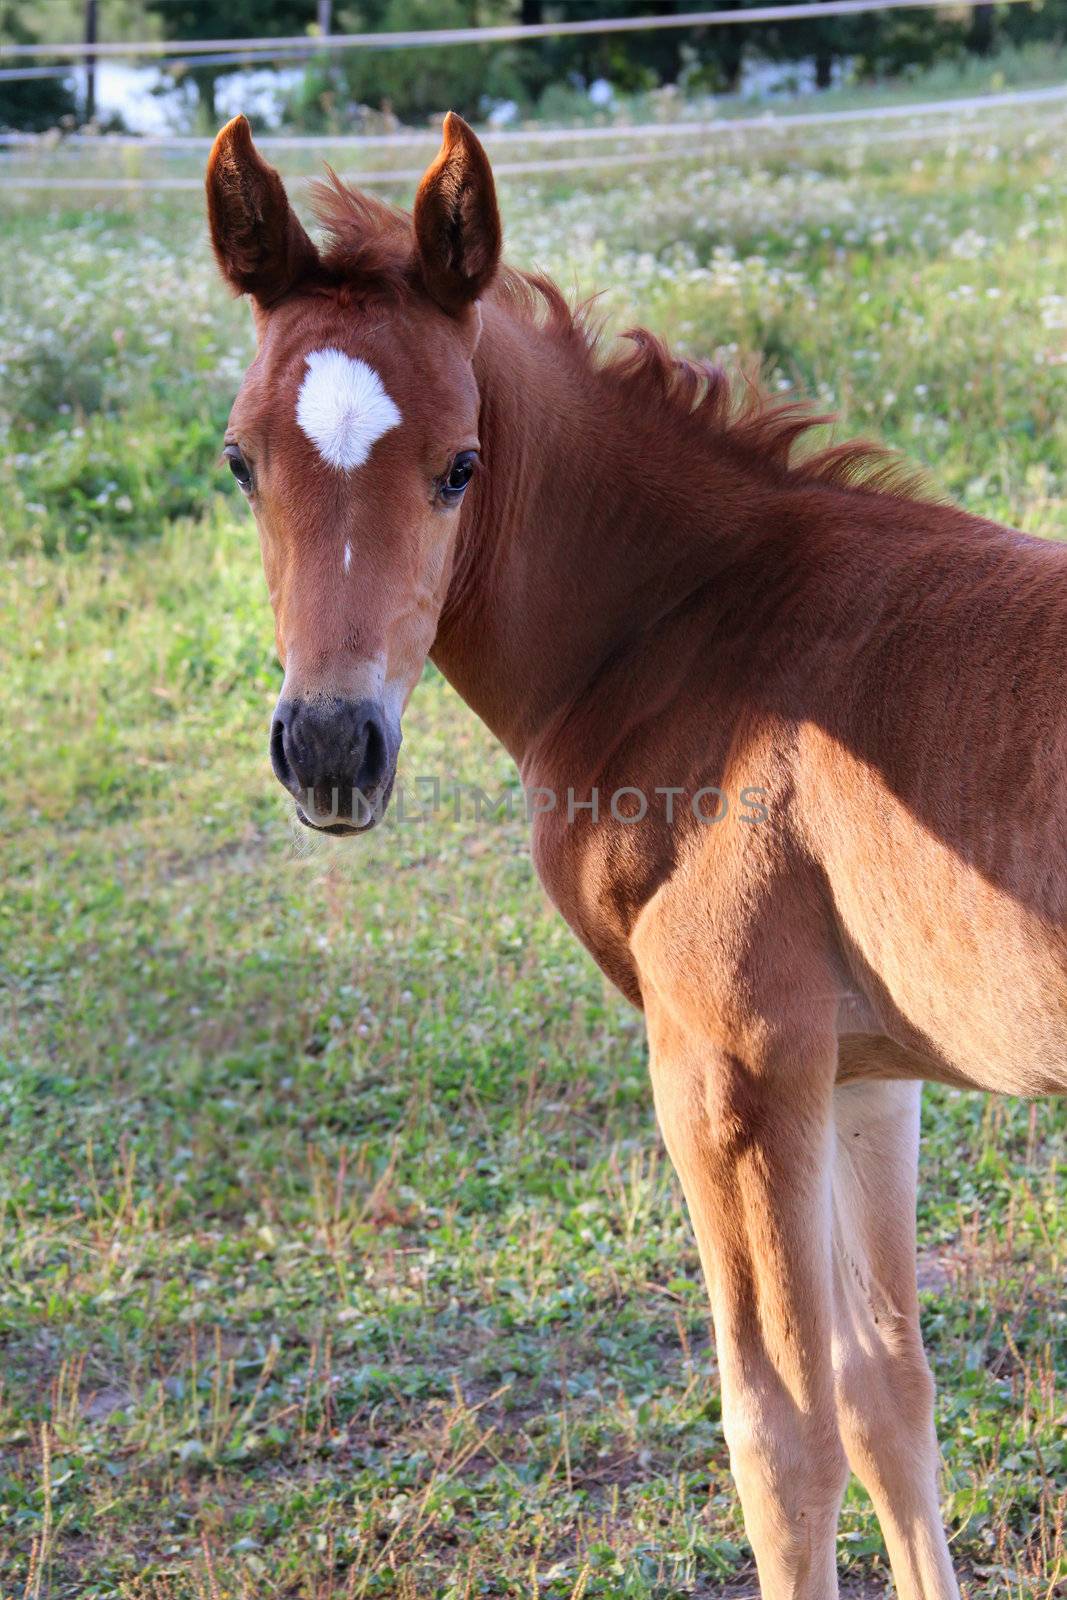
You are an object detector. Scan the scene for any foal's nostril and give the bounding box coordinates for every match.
[356,710,388,792]
[270,713,297,793]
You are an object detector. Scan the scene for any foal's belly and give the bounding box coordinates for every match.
[800,735,1067,1097]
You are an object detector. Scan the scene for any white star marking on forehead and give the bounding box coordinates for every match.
[295,348,401,471]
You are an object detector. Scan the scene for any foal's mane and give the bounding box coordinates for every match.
[310,174,933,505]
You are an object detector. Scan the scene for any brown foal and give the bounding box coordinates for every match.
[206,111,1064,1598]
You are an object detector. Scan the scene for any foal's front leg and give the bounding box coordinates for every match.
[646,1001,847,1600]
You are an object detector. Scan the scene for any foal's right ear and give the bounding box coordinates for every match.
[206,115,320,305]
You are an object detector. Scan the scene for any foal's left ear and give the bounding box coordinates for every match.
[206,114,320,305]
[413,112,501,317]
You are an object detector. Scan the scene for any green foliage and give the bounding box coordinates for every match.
[283,0,1067,125]
[0,72,78,133]
[1002,0,1067,47]
[337,0,501,124]
[286,0,534,127]
[142,0,313,48]
[851,15,970,81]
[0,1,77,131]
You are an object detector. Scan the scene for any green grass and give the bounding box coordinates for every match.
[1,91,1066,1600]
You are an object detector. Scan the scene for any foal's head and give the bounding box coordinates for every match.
[206,113,501,833]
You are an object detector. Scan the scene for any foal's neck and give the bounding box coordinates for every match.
[430,298,751,776]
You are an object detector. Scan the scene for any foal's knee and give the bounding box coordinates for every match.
[834,1320,937,1473]
[723,1382,849,1529]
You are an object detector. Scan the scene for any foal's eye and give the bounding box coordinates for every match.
[224,444,253,495]
[439,450,478,503]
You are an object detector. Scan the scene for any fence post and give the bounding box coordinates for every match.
[83,0,97,123]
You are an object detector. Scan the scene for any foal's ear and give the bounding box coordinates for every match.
[206,114,320,305]
[413,112,501,316]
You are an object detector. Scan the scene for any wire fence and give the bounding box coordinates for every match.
[2,81,1066,161]
[2,84,1064,192]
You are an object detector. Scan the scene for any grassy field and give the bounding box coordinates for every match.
[2,83,1066,1600]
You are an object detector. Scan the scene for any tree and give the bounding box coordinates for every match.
[1001,0,1067,49]
[144,0,315,127]
[508,0,749,104]
[0,2,78,130]
[968,4,995,56]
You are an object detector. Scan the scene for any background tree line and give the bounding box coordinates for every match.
[2,0,1066,131]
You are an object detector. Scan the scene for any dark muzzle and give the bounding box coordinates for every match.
[270,696,398,833]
